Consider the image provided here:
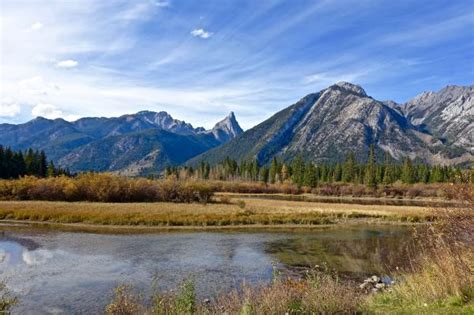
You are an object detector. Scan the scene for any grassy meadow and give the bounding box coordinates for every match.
[0,173,469,228]
[0,197,444,228]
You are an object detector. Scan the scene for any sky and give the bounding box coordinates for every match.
[1,0,473,129]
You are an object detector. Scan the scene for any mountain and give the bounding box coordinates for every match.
[205,112,244,143]
[189,82,473,166]
[58,129,220,176]
[401,85,473,152]
[0,111,243,174]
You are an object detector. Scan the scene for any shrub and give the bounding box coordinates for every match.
[0,281,18,313]
[236,200,246,209]
[105,284,143,315]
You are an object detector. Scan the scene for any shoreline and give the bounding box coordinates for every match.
[0,218,420,234]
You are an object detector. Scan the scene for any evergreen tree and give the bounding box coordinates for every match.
[269,158,278,184]
[260,167,269,183]
[0,146,4,179]
[304,163,318,187]
[47,160,56,177]
[401,157,415,184]
[364,145,377,188]
[342,152,356,183]
[333,163,342,182]
[291,155,305,187]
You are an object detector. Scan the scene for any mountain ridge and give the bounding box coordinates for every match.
[0,82,472,175]
[188,82,473,167]
[0,111,244,174]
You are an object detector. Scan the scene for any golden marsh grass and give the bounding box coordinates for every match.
[0,198,439,227]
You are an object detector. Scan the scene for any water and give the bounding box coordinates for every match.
[0,225,413,314]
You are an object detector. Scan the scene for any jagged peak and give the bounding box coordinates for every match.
[227,111,236,119]
[330,81,367,97]
[213,112,242,132]
[207,112,243,142]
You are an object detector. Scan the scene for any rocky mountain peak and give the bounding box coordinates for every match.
[134,110,196,134]
[331,81,367,97]
[208,112,244,142]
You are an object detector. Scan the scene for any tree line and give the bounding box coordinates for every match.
[0,146,70,179]
[165,146,472,187]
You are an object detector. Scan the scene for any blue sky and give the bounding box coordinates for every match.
[1,0,473,129]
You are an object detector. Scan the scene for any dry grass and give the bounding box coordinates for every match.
[0,198,441,227]
[103,184,474,314]
[106,271,363,315]
[364,184,474,313]
[207,273,362,314]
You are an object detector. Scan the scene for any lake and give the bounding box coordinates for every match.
[0,224,413,314]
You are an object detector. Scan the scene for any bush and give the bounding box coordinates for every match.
[0,174,214,204]
[105,284,143,315]
[236,200,246,209]
[0,281,18,313]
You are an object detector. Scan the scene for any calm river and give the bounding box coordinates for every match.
[0,224,413,314]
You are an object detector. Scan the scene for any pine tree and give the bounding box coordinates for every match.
[269,158,278,184]
[47,160,56,177]
[291,155,305,187]
[342,152,356,183]
[304,163,318,187]
[364,145,377,188]
[260,167,269,183]
[281,164,290,183]
[0,146,5,179]
[401,157,415,184]
[333,163,342,182]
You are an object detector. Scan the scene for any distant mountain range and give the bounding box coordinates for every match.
[0,111,243,175]
[190,82,473,167]
[0,82,472,175]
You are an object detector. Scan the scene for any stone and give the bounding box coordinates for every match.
[371,275,381,283]
[375,283,386,289]
[359,282,372,290]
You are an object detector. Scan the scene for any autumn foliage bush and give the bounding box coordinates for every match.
[0,174,464,203]
[0,174,214,203]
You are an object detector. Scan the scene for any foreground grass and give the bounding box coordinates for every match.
[0,198,440,227]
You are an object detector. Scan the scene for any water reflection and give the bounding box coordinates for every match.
[0,225,413,314]
[266,227,414,278]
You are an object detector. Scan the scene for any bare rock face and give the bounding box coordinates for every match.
[402,85,474,152]
[206,112,244,143]
[190,82,473,166]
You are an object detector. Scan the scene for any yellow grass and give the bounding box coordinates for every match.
[0,198,437,228]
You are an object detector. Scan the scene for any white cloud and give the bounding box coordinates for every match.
[56,59,79,68]
[191,28,213,39]
[152,0,170,8]
[0,102,21,117]
[31,103,63,119]
[303,68,378,86]
[118,0,170,21]
[19,76,59,96]
[22,249,53,265]
[30,22,43,31]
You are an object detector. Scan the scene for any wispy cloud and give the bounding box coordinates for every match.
[117,0,170,21]
[303,69,375,86]
[191,28,213,39]
[29,22,43,31]
[0,102,21,117]
[380,13,474,47]
[56,59,79,68]
[31,103,63,119]
[1,0,472,128]
[152,0,170,8]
